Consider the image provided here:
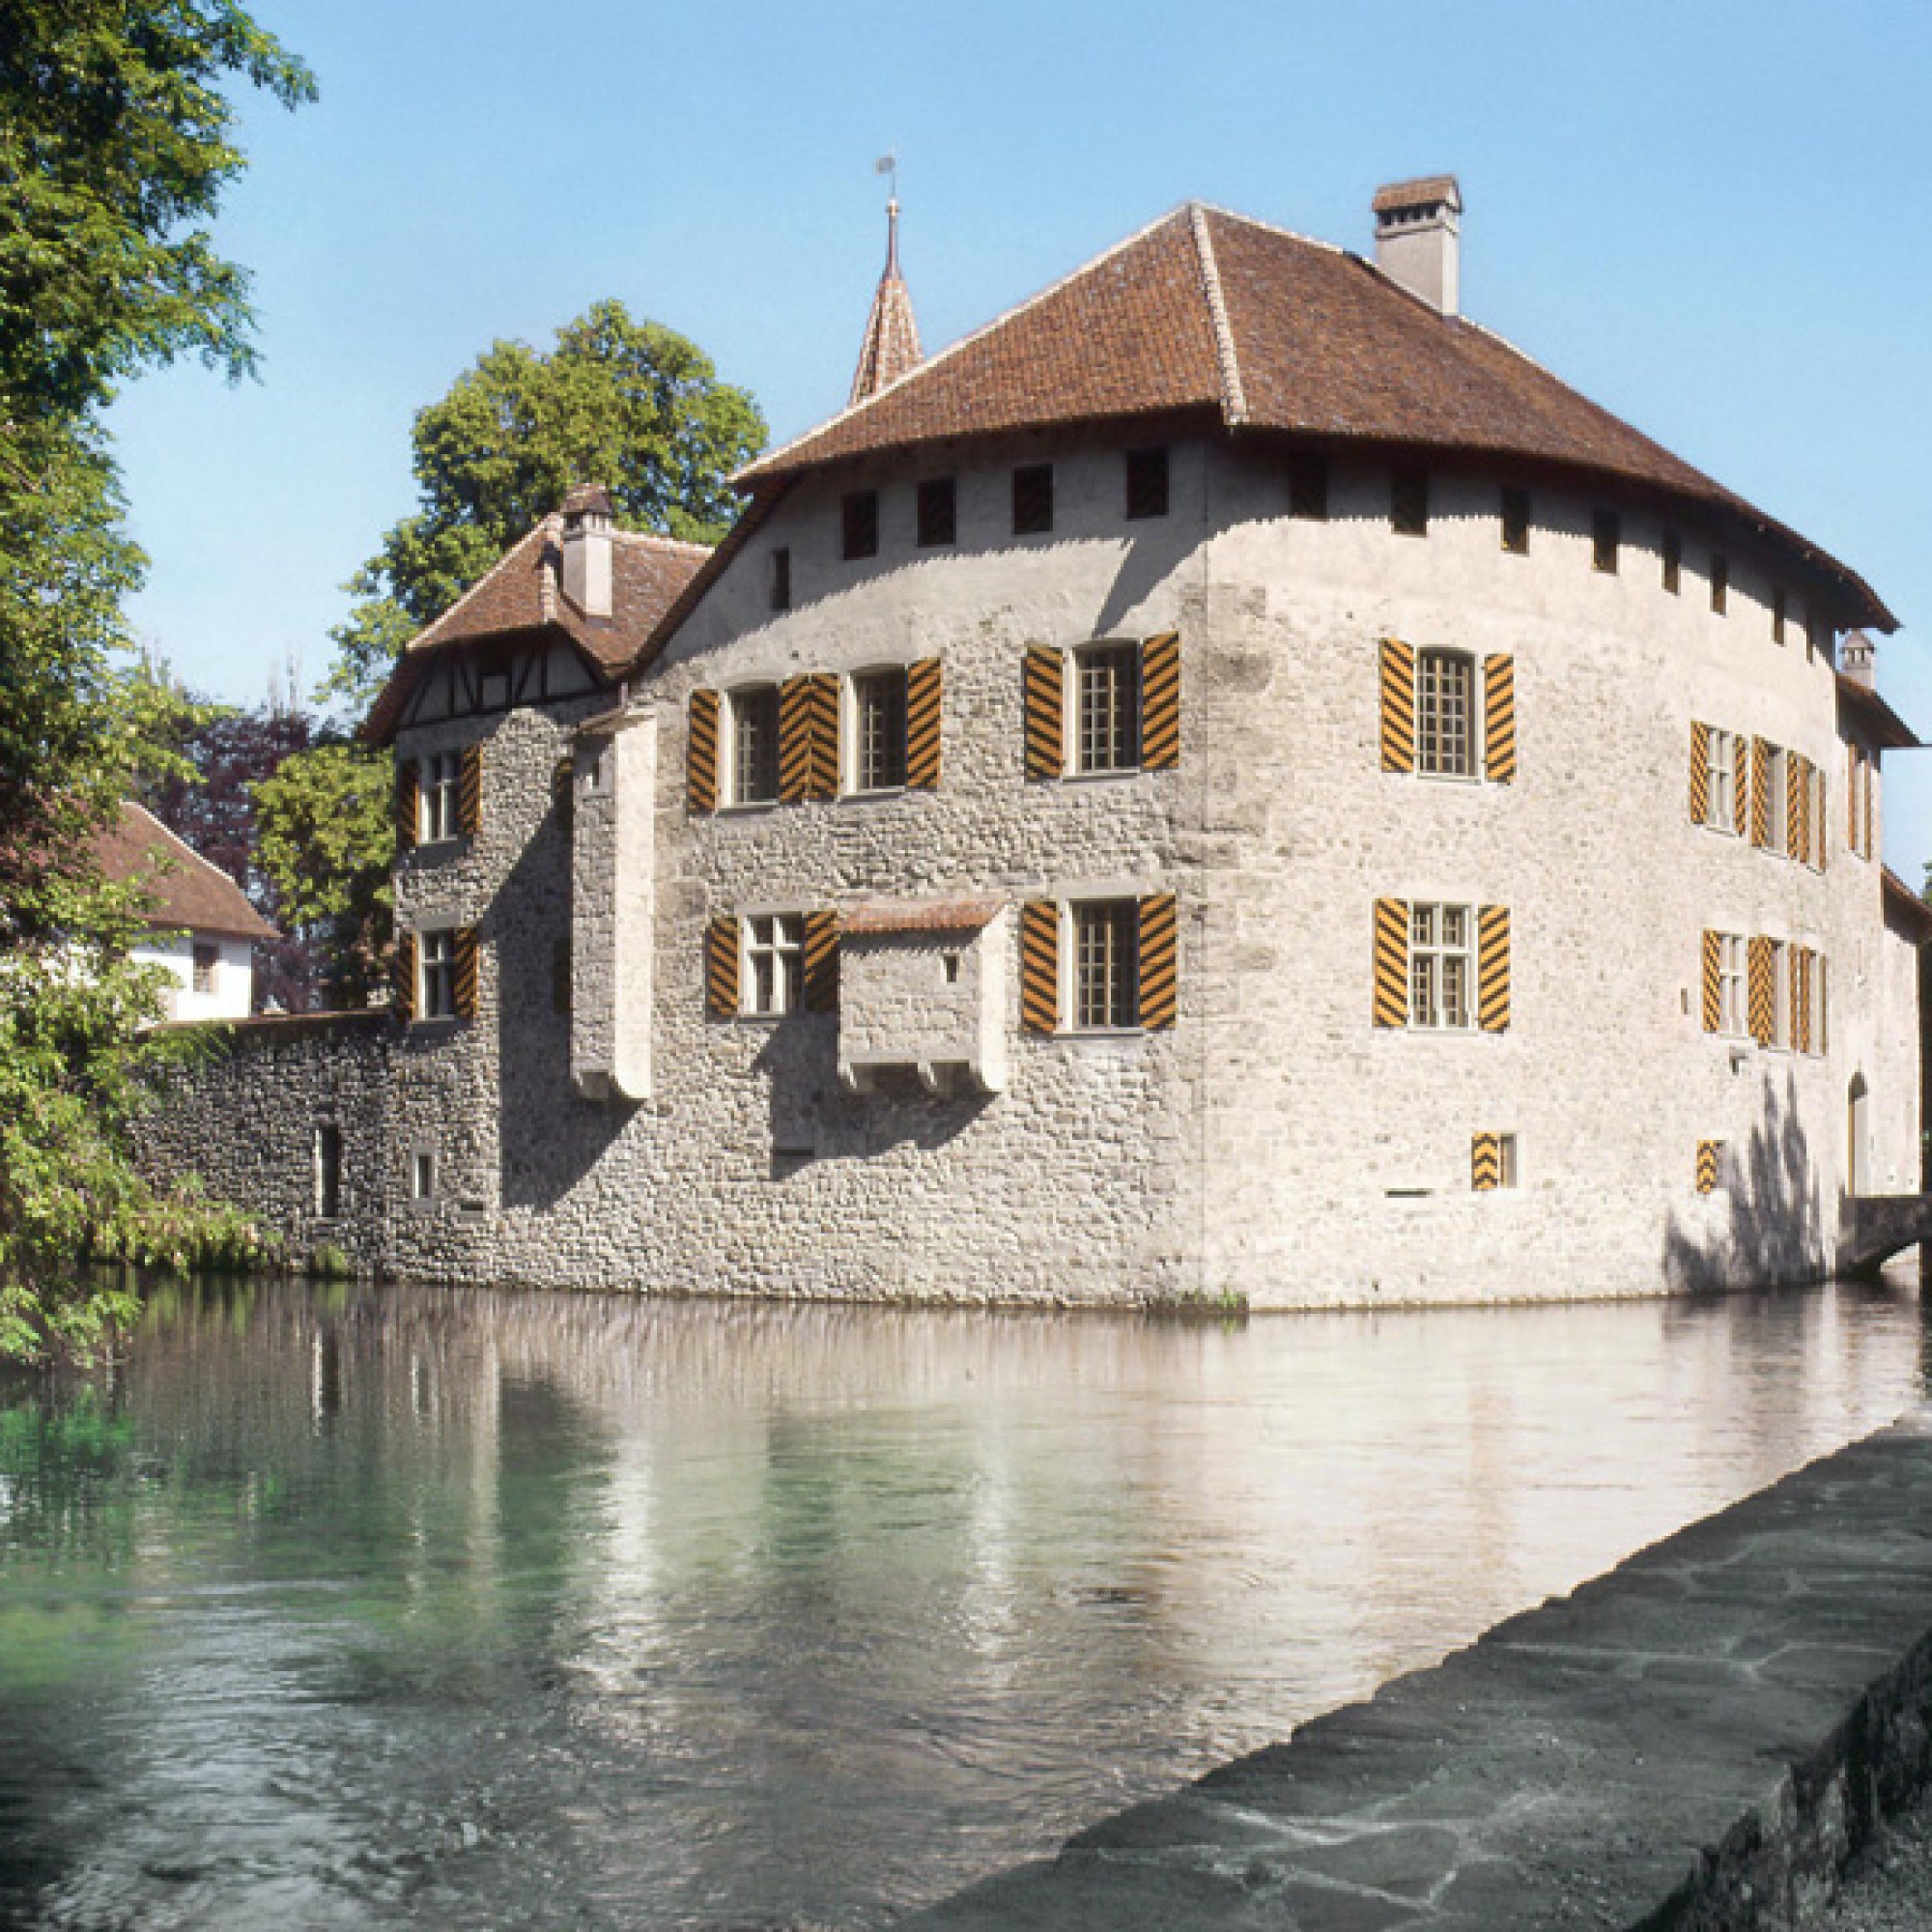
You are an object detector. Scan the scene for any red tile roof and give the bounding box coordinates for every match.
[850,201,923,406]
[1881,867,1932,941]
[1837,672,1921,751]
[841,895,1006,935]
[734,203,1891,628]
[94,802,277,941]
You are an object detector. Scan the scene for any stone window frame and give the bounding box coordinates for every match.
[846,665,910,796]
[722,682,782,809]
[419,749,462,844]
[417,925,458,1022]
[742,911,806,1018]
[409,1146,437,1205]
[1415,648,1478,780]
[1068,639,1143,778]
[1067,897,1142,1034]
[1408,901,1475,1032]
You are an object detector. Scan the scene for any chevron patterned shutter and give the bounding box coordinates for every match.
[1023,647,1064,781]
[1689,722,1710,824]
[1477,905,1512,1033]
[906,658,943,789]
[395,760,419,851]
[779,675,814,804]
[807,672,840,800]
[705,916,739,1019]
[804,909,840,1013]
[1792,948,1811,1054]
[1785,752,1804,861]
[1020,900,1060,1034]
[1138,893,1178,1029]
[1373,898,1409,1028]
[1812,764,1827,871]
[1140,633,1180,770]
[1747,935,1774,1044]
[1379,639,1415,773]
[453,926,479,1022]
[458,743,482,838]
[1483,655,1516,783]
[688,689,721,814]
[1700,929,1721,1032]
[1696,1140,1721,1195]
[1732,735,1748,837]
[1749,737,1771,848]
[393,930,416,1025]
[1471,1132,1501,1192]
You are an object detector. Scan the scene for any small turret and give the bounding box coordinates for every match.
[849,199,923,406]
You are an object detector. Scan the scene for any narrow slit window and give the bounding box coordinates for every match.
[1662,529,1682,594]
[1391,468,1429,537]
[314,1122,343,1219]
[1500,486,1530,555]
[1773,587,1787,644]
[770,546,792,611]
[1711,554,1729,614]
[1124,446,1169,521]
[1593,508,1621,575]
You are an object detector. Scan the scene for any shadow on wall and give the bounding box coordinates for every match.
[1662,1070,1827,1293]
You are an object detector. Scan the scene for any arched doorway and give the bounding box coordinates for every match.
[1847,1074,1870,1196]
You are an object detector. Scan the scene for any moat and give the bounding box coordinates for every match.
[0,1277,1924,1930]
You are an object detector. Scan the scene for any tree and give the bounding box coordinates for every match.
[322,299,766,709]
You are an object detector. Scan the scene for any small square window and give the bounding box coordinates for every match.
[1772,587,1787,644]
[1662,529,1682,595]
[1391,468,1429,537]
[1072,899,1140,1031]
[770,547,792,611]
[1124,446,1169,521]
[1288,451,1329,521]
[1711,554,1729,614]
[1012,464,1054,536]
[191,941,219,994]
[841,491,879,561]
[1593,508,1620,575]
[1500,486,1530,555]
[1073,642,1142,774]
[411,1149,436,1202]
[728,686,781,806]
[744,913,805,1017]
[852,668,909,792]
[916,477,956,548]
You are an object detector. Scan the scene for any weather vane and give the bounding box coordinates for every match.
[875,151,898,204]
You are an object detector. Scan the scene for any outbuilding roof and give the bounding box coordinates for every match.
[94,802,277,941]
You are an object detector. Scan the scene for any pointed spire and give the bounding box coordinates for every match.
[848,198,923,407]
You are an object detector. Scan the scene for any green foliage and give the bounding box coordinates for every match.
[324,299,766,708]
[253,741,396,1005]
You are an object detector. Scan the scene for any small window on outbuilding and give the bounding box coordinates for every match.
[1012,464,1054,536]
[917,477,956,548]
[1124,446,1169,521]
[841,490,879,561]
[1391,468,1429,537]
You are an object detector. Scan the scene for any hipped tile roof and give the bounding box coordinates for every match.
[735,203,1890,627]
[94,802,277,941]
[840,895,1006,935]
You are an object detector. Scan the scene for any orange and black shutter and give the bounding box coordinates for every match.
[395,759,419,852]
[1379,639,1415,773]
[1483,655,1516,783]
[705,915,739,1019]
[779,676,813,803]
[393,930,417,1025]
[1477,906,1511,1034]
[458,744,482,838]
[688,689,721,815]
[1695,1140,1721,1195]
[907,659,943,789]
[1749,737,1771,848]
[1700,929,1721,1033]
[1138,894,1178,1029]
[1689,722,1710,824]
[807,673,840,799]
[1140,633,1180,771]
[804,909,839,1013]
[1747,935,1774,1044]
[1471,1132,1502,1192]
[452,926,480,1022]
[1785,752,1804,862]
[1791,947,1811,1055]
[1019,900,1060,1034]
[1373,897,1409,1028]
[1732,736,1748,837]
[1023,647,1064,781]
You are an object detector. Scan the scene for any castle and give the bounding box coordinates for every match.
[148,177,1929,1305]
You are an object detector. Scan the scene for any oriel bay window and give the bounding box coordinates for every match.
[727,685,781,806]
[852,668,909,792]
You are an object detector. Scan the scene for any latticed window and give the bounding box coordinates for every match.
[1409,902,1472,1030]
[1073,899,1139,1030]
[1706,726,1737,831]
[1074,642,1141,774]
[1416,650,1475,777]
[420,751,460,842]
[744,914,804,1016]
[1717,932,1747,1036]
[729,686,781,805]
[853,668,909,791]
[419,928,456,1020]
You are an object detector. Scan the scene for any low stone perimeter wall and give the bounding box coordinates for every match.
[904,1412,1932,1932]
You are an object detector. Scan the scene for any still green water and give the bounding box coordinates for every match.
[0,1277,1924,1929]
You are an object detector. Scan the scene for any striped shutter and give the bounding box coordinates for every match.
[1138,893,1178,1030]
[1477,906,1511,1034]
[1482,655,1516,783]
[458,744,482,838]
[1700,929,1721,1032]
[1695,1140,1721,1195]
[807,672,840,799]
[1689,722,1710,825]
[452,926,479,1022]
[906,658,943,789]
[1747,935,1774,1044]
[393,930,416,1025]
[1379,639,1416,773]
[688,689,721,814]
[395,760,419,851]
[705,915,739,1019]
[1020,900,1060,1034]
[1140,633,1180,770]
[1732,736,1748,837]
[1471,1132,1502,1192]
[1023,647,1064,781]
[779,675,814,804]
[1372,897,1409,1028]
[1785,752,1804,861]
[1791,948,1811,1055]
[804,909,840,1013]
[1812,765,1827,871]
[1749,737,1771,848]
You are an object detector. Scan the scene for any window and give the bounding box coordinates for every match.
[1391,468,1429,537]
[1500,486,1530,555]
[1496,1134,1519,1189]
[727,685,781,806]
[1717,932,1747,1037]
[1408,903,1473,1030]
[1704,726,1738,832]
[841,490,879,561]
[1012,464,1054,536]
[411,1149,436,1202]
[942,952,961,985]
[1765,745,1788,854]
[1592,508,1620,575]
[852,668,909,792]
[1072,899,1139,1031]
[1773,587,1787,644]
[420,750,461,843]
[1124,446,1169,521]
[1416,650,1476,778]
[770,547,792,611]
[1662,529,1682,594]
[917,476,956,548]
[418,928,456,1020]
[743,914,805,1016]
[314,1122,342,1219]
[1711,554,1729,614]
[1767,939,1789,1048]
[1288,451,1328,521]
[1073,642,1142,774]
[191,941,218,994]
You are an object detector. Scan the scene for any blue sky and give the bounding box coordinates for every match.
[110,0,1932,876]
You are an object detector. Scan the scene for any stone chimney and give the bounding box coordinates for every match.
[1841,630,1877,688]
[560,484,614,620]
[1373,176,1463,317]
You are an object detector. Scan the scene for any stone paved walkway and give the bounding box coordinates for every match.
[901,1412,1932,1931]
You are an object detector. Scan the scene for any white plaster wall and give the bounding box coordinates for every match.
[135,929,254,1022]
